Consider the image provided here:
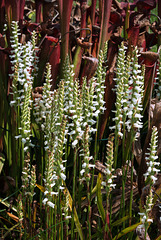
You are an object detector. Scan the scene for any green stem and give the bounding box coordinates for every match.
[129,155,134,226]
[91,120,99,192]
[46,207,49,239]
[50,201,54,240]
[54,198,57,240]
[87,182,91,239]
[60,194,64,240]
[122,167,126,229]
[71,148,77,239]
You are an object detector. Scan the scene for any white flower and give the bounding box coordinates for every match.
[60,173,66,181]
[15,135,22,139]
[147,218,153,223]
[22,138,26,144]
[72,139,78,148]
[89,164,95,168]
[150,175,157,183]
[82,163,87,168]
[80,169,85,176]
[44,191,49,195]
[42,198,48,205]
[24,146,28,152]
[65,215,72,219]
[51,191,58,196]
[47,201,55,209]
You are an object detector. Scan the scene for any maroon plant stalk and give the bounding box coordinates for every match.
[158,0,161,47]
[0,0,5,33]
[80,0,88,38]
[73,0,88,79]
[139,52,159,111]
[36,36,60,88]
[49,42,60,90]
[35,0,43,23]
[91,0,97,25]
[5,0,25,30]
[98,0,112,54]
[127,25,140,52]
[58,0,73,67]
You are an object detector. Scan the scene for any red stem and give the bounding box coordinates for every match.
[58,0,73,66]
[98,0,112,54]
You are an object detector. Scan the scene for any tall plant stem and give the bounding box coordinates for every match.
[78,155,82,221]
[46,207,49,239]
[129,153,134,226]
[87,181,91,239]
[121,124,127,228]
[104,198,112,240]
[39,133,44,229]
[50,203,54,240]
[127,130,135,226]
[91,119,99,192]
[121,167,126,229]
[71,148,77,239]
[98,0,112,54]
[59,194,64,239]
[54,198,57,240]
[57,0,73,75]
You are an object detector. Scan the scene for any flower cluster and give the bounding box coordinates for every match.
[21,153,36,199]
[93,50,106,118]
[154,48,161,99]
[33,53,106,207]
[125,47,144,133]
[102,136,116,194]
[17,194,24,231]
[63,191,71,220]
[139,126,159,230]
[43,119,67,208]
[144,126,160,184]
[111,43,144,140]
[10,21,39,151]
[103,40,108,63]
[63,56,83,147]
[80,126,95,183]
[111,42,126,138]
[81,77,96,134]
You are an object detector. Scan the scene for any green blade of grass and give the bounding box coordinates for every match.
[112,222,141,240]
[96,173,105,224]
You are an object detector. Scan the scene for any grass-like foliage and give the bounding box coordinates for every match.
[0,2,161,239]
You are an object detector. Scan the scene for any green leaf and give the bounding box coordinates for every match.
[0,198,17,212]
[2,223,20,239]
[0,152,5,174]
[65,187,84,240]
[112,222,142,240]
[96,173,105,224]
[111,216,129,227]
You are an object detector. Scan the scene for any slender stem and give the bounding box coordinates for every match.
[128,130,135,226]
[60,194,64,240]
[54,198,57,240]
[91,119,99,192]
[46,207,49,239]
[78,155,82,222]
[87,181,91,239]
[71,148,77,239]
[122,167,126,229]
[129,158,134,226]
